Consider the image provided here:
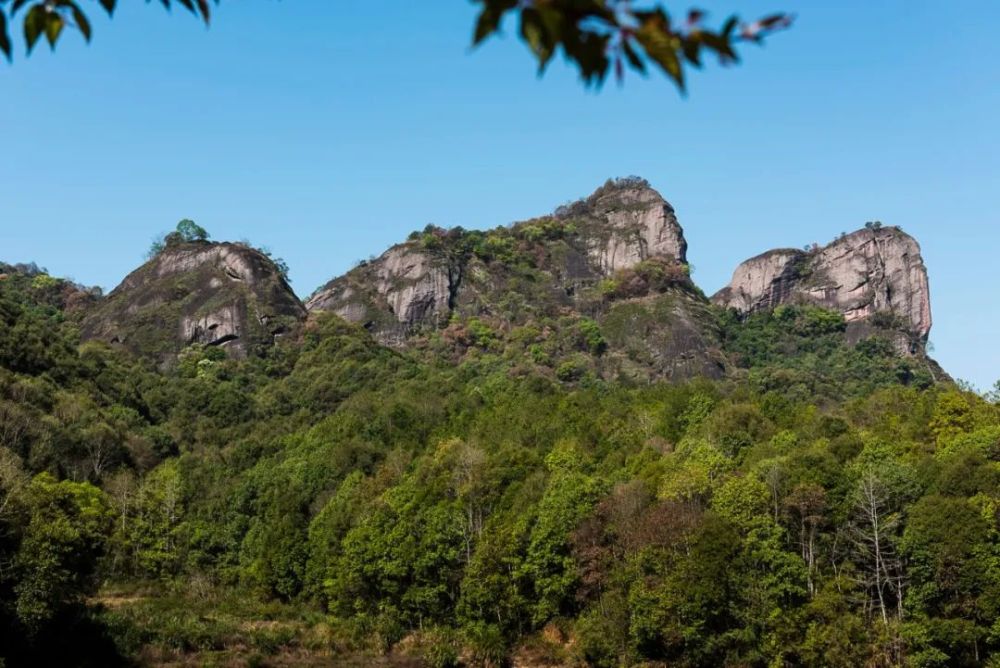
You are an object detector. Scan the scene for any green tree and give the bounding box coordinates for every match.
[148,218,211,257]
[175,218,209,243]
[120,460,185,579]
[12,473,113,632]
[522,441,605,624]
[900,495,994,665]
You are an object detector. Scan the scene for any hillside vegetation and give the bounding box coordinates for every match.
[0,215,995,667]
[0,189,1000,668]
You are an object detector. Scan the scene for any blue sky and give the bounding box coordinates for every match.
[1,1,997,389]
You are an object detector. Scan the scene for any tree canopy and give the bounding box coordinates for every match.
[147,218,210,257]
[1,243,999,665]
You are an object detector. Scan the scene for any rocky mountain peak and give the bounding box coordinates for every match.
[82,241,306,360]
[555,176,688,271]
[712,225,932,350]
[307,177,690,341]
[304,177,723,380]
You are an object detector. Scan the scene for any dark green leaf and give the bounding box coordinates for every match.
[0,11,11,60]
[23,4,45,53]
[68,2,90,42]
[636,18,685,90]
[473,1,515,46]
[10,0,32,16]
[44,12,64,49]
[622,40,645,74]
[196,0,211,22]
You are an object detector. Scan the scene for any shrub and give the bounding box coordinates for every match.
[556,356,589,382]
[422,627,460,668]
[464,622,507,668]
[576,318,606,356]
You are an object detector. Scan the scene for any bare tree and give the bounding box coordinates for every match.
[0,446,27,520]
[784,483,826,598]
[448,441,490,562]
[0,401,31,454]
[0,446,28,582]
[849,471,906,626]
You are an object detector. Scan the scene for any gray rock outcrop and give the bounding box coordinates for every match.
[306,177,690,343]
[305,245,453,337]
[82,242,306,360]
[556,177,688,272]
[712,226,932,347]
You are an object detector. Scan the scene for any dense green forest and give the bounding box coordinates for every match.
[1,254,998,667]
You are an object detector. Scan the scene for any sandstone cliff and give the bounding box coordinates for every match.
[82,242,306,360]
[307,177,688,335]
[554,176,688,272]
[305,244,455,345]
[712,226,932,351]
[307,177,724,380]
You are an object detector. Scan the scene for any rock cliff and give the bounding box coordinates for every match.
[554,176,688,272]
[306,177,723,380]
[10,177,944,388]
[82,242,306,360]
[712,226,932,351]
[305,244,455,345]
[307,177,688,335]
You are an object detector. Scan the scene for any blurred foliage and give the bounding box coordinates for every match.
[1,1,791,91]
[473,0,792,89]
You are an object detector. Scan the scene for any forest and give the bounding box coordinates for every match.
[1,248,999,668]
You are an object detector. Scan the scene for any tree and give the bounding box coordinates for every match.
[0,446,27,521]
[0,1,793,91]
[123,460,184,578]
[900,495,994,665]
[785,482,827,598]
[148,218,210,257]
[850,470,906,628]
[175,218,209,243]
[522,441,605,624]
[12,473,114,633]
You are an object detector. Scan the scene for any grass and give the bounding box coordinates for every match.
[91,583,433,667]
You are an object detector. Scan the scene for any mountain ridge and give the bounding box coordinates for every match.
[13,176,939,384]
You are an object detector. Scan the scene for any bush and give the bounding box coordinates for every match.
[556,356,589,382]
[600,258,690,300]
[464,622,508,668]
[422,627,460,668]
[573,318,606,356]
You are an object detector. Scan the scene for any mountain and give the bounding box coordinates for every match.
[4,178,993,668]
[306,177,688,334]
[712,225,932,354]
[80,241,306,361]
[306,177,725,381]
[58,177,940,388]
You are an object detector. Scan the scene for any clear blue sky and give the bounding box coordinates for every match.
[2,1,997,389]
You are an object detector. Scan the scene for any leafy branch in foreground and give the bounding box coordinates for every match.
[0,1,792,93]
[473,0,793,90]
[0,0,214,59]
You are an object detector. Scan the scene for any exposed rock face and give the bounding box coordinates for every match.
[305,245,454,345]
[307,178,689,339]
[556,177,688,272]
[713,226,932,348]
[82,242,306,360]
[306,177,720,380]
[711,249,806,315]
